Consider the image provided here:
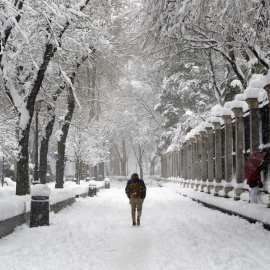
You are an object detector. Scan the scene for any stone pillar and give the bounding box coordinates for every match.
[163,154,168,178]
[245,98,260,153]
[177,151,181,178]
[187,140,192,184]
[205,126,214,193]
[222,114,233,197]
[170,153,173,178]
[194,134,202,189]
[175,152,177,177]
[231,107,245,200]
[161,155,164,179]
[173,152,176,177]
[263,85,270,207]
[169,153,172,178]
[212,121,223,196]
[199,130,207,191]
[190,137,196,188]
[164,155,167,179]
[164,155,168,179]
[183,143,187,185]
[180,147,184,179]
[176,152,179,178]
[173,153,175,177]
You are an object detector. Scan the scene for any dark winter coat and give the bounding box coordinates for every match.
[125,178,146,199]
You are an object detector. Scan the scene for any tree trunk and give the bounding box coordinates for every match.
[120,159,126,176]
[30,126,36,167]
[55,85,76,188]
[14,43,55,195]
[39,84,65,184]
[76,159,80,184]
[113,145,120,175]
[16,121,31,195]
[150,159,156,175]
[93,165,98,180]
[115,139,127,176]
[105,163,110,176]
[39,107,55,184]
[131,141,144,180]
[13,156,17,182]
[79,161,85,181]
[99,162,105,180]
[121,139,127,176]
[138,145,144,180]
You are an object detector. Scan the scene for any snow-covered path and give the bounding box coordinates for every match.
[1,181,270,270]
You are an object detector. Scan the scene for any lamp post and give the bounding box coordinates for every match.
[33,102,41,185]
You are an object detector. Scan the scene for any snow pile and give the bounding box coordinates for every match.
[246,72,270,90]
[211,104,223,117]
[31,184,51,197]
[244,87,262,99]
[49,189,76,205]
[63,181,89,196]
[231,99,249,112]
[2,177,16,187]
[174,183,270,225]
[0,195,30,221]
[196,125,206,133]
[0,181,96,222]
[243,73,270,103]
[230,79,243,90]
[210,116,224,126]
[0,186,15,198]
[204,121,214,129]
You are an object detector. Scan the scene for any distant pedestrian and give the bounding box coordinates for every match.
[125,173,146,226]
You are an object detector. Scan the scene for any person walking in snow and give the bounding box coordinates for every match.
[125,173,146,226]
[247,160,266,204]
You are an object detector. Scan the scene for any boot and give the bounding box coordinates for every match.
[137,218,140,226]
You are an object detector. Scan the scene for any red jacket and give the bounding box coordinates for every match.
[247,167,263,188]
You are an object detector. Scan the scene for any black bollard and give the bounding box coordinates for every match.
[30,184,50,228]
[30,196,50,227]
[105,178,110,189]
[88,181,97,197]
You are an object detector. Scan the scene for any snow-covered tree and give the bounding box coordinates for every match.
[0,0,102,195]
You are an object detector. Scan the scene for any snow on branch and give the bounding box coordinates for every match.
[4,76,29,131]
[60,69,81,109]
[73,0,91,10]
[68,9,88,18]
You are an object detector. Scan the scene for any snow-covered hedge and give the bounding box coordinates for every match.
[0,180,105,238]
[0,196,29,222]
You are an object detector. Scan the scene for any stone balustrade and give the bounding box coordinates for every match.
[161,81,270,206]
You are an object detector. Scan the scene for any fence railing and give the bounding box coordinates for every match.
[161,83,270,206]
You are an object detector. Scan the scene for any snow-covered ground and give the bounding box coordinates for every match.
[1,180,270,270]
[0,180,103,221]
